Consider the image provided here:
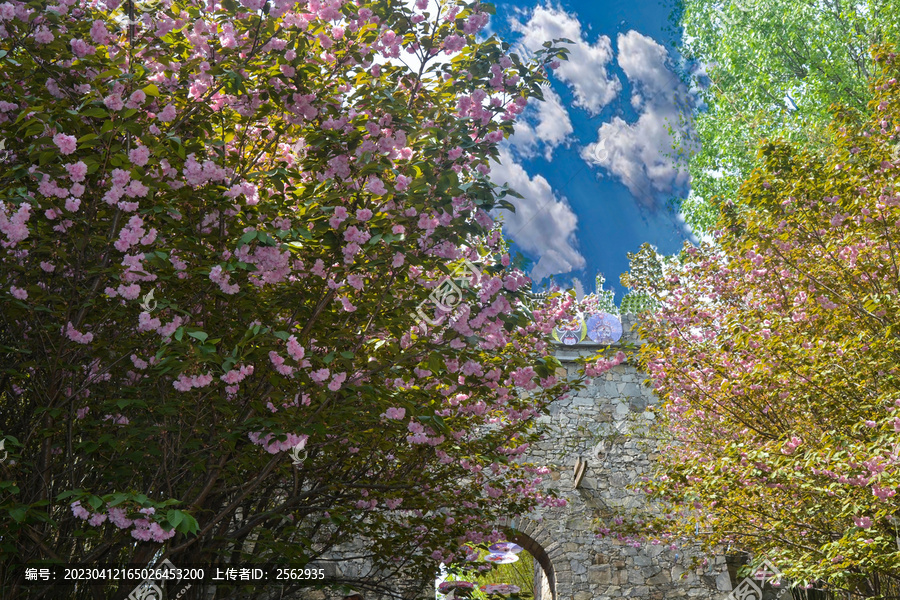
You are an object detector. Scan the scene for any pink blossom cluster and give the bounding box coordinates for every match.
[172,372,214,392]
[209,264,240,294]
[248,432,308,455]
[71,502,175,542]
[0,201,31,247]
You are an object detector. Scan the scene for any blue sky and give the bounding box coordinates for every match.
[485,0,699,299]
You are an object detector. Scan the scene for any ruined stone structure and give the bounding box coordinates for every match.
[498,314,735,600]
[302,316,743,600]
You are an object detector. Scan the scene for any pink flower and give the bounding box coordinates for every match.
[338,296,357,312]
[126,180,149,197]
[366,176,387,196]
[854,516,873,528]
[873,486,896,501]
[10,285,26,300]
[65,322,94,344]
[71,501,90,520]
[781,436,802,455]
[347,274,364,290]
[129,146,151,166]
[356,208,373,221]
[126,90,146,109]
[65,161,88,182]
[158,104,177,122]
[104,94,124,111]
[443,34,466,54]
[53,134,77,155]
[34,25,54,44]
[70,38,96,57]
[310,368,330,383]
[90,20,110,45]
[383,407,406,419]
[395,174,411,191]
[328,372,347,391]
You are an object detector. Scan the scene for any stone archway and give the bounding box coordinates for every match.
[510,531,554,600]
[499,518,561,600]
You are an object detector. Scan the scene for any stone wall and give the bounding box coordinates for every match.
[507,315,734,600]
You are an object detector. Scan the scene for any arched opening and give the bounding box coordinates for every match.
[434,530,556,600]
[508,531,556,600]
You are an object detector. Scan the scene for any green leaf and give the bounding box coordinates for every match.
[238,230,257,247]
[81,107,108,118]
[24,123,44,137]
[257,231,276,246]
[188,331,208,342]
[166,509,184,529]
[177,513,199,535]
[9,507,27,523]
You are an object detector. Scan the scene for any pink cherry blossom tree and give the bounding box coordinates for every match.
[0,0,583,597]
[612,48,900,596]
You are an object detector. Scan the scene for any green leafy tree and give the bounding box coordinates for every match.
[672,0,900,236]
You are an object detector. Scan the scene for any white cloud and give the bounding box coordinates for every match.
[581,31,697,211]
[510,4,621,115]
[508,85,574,160]
[489,146,585,283]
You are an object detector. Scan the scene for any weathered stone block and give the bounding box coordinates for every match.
[589,565,612,584]
[641,566,662,578]
[716,571,733,591]
[648,571,671,585]
[634,586,651,596]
